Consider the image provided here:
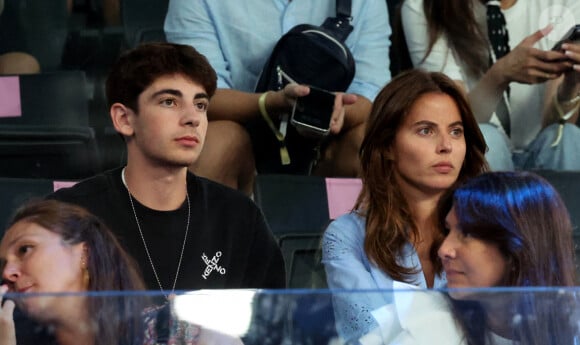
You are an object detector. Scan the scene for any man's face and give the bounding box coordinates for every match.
[126,74,209,168]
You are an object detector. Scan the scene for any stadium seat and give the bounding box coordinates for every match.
[120,0,168,48]
[0,0,69,71]
[254,175,361,288]
[0,72,101,179]
[0,177,56,233]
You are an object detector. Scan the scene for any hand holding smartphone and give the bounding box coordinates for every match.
[551,24,580,51]
[291,85,335,137]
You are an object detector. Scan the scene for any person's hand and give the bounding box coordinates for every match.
[280,83,310,108]
[494,26,571,85]
[560,42,580,95]
[0,285,16,345]
[329,92,357,134]
[277,84,357,134]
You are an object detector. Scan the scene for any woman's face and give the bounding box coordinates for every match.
[390,92,466,196]
[438,206,508,299]
[0,220,86,320]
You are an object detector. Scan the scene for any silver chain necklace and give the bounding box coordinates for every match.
[121,168,190,300]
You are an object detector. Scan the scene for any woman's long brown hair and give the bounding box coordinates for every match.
[9,199,147,345]
[355,69,487,283]
[422,0,489,77]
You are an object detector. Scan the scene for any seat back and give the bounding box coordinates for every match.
[0,72,101,179]
[254,175,362,288]
[534,170,580,230]
[254,174,330,238]
[0,126,100,179]
[121,0,168,47]
[0,0,69,71]
[278,233,327,289]
[0,71,90,126]
[0,177,56,235]
[534,170,580,279]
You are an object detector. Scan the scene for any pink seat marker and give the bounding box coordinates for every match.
[53,181,78,192]
[325,178,362,220]
[0,76,22,118]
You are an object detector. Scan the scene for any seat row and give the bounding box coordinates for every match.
[1,172,579,288]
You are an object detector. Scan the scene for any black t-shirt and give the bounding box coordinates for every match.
[48,167,286,290]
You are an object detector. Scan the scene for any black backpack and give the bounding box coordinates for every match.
[255,0,355,93]
[251,0,356,174]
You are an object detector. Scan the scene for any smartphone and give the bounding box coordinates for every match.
[552,24,580,51]
[291,86,335,137]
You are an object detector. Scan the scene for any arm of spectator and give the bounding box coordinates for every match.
[207,87,305,123]
[342,95,371,131]
[542,42,580,127]
[208,86,358,135]
[402,1,570,123]
[469,27,570,123]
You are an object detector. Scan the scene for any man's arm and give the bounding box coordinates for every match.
[208,86,360,134]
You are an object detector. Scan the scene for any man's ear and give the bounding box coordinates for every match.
[110,103,134,137]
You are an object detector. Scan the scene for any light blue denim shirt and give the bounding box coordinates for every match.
[322,212,447,342]
[164,0,391,102]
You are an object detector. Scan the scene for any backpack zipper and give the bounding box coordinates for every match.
[276,66,298,89]
[302,29,348,58]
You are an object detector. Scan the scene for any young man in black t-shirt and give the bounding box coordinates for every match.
[49,43,286,292]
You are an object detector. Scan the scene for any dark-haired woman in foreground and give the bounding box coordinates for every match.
[438,171,576,345]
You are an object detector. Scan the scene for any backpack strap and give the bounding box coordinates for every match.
[336,0,352,20]
[321,0,353,42]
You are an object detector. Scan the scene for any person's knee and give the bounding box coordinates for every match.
[192,121,255,192]
[525,123,580,171]
[316,123,364,177]
[195,121,251,169]
[207,120,252,164]
[0,52,40,74]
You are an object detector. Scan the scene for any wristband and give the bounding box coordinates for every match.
[258,91,271,120]
[557,94,580,107]
[551,92,580,147]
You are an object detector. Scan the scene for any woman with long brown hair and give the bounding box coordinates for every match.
[399,0,580,171]
[322,69,488,342]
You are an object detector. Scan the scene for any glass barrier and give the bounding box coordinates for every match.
[5,287,580,345]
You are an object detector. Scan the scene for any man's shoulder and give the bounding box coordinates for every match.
[48,168,121,204]
[190,173,256,208]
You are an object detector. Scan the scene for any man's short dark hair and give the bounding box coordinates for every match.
[106,42,217,112]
